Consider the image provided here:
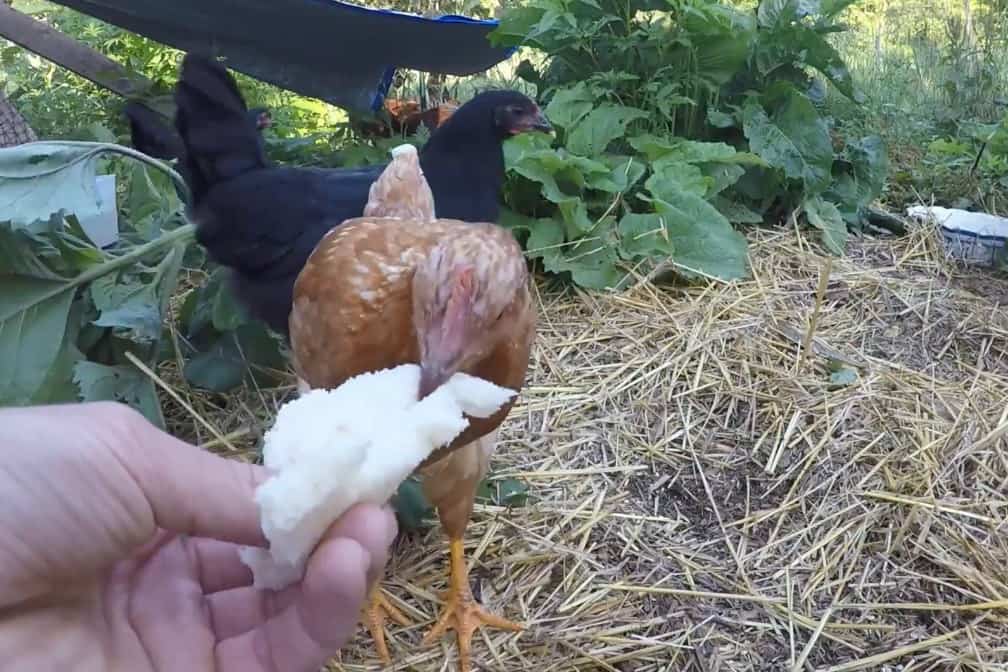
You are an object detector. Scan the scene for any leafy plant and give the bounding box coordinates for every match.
[0,141,192,425]
[491,0,890,286]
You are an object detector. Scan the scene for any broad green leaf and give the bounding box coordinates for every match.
[647,160,711,200]
[693,32,752,86]
[503,131,555,169]
[0,217,103,280]
[651,194,749,281]
[629,135,765,166]
[391,477,434,531]
[617,212,674,257]
[742,94,833,193]
[184,347,245,393]
[0,141,109,230]
[90,276,162,343]
[591,155,647,193]
[555,242,623,289]
[497,207,537,233]
[0,277,75,403]
[508,148,576,204]
[211,279,250,332]
[477,477,531,507]
[183,323,286,393]
[846,135,889,205]
[544,83,596,130]
[73,361,163,425]
[702,163,747,196]
[566,104,648,156]
[558,199,596,237]
[126,161,183,239]
[526,217,566,263]
[793,30,857,101]
[803,195,847,254]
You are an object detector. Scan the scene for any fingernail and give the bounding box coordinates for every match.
[382,505,398,547]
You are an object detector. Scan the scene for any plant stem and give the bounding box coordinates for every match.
[38,223,196,305]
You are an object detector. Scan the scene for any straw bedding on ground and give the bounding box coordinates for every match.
[160,221,1008,671]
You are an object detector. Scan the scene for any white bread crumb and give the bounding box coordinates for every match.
[238,364,515,590]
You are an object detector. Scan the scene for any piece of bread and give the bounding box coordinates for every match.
[238,363,515,589]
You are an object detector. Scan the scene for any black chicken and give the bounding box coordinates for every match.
[173,53,550,337]
[124,99,270,171]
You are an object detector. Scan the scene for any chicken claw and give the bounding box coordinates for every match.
[363,583,412,664]
[421,537,523,672]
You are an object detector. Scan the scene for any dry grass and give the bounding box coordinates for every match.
[159,222,1008,671]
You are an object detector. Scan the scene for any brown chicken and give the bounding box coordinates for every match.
[289,144,536,671]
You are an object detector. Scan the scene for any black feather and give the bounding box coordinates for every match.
[173,52,541,338]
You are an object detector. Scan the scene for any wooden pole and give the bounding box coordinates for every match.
[0,3,153,100]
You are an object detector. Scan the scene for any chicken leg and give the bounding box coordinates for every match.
[417,429,522,670]
[363,581,412,663]
[420,536,522,671]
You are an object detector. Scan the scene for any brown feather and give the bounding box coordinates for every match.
[289,216,534,469]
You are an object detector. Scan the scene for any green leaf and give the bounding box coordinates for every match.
[211,279,249,332]
[566,104,648,156]
[507,148,577,204]
[701,163,747,196]
[183,323,286,393]
[651,194,750,281]
[591,155,647,193]
[617,212,674,257]
[558,199,596,238]
[647,160,711,200]
[742,93,833,193]
[126,161,183,239]
[0,142,105,230]
[184,347,246,393]
[503,131,555,168]
[630,135,765,166]
[793,30,858,101]
[477,477,531,507]
[73,361,162,424]
[489,5,547,47]
[390,477,434,532]
[544,83,596,130]
[0,277,75,403]
[846,135,889,206]
[526,217,567,269]
[803,195,847,254]
[90,275,162,343]
[557,242,623,289]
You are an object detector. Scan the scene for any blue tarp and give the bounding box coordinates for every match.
[48,0,516,112]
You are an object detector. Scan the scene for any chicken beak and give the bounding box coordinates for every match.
[418,326,464,399]
[513,109,552,134]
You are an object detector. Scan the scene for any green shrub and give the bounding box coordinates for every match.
[490,0,889,289]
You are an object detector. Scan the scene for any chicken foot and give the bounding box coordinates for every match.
[363,582,412,664]
[421,536,522,672]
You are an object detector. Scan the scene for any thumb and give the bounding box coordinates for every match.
[105,403,269,546]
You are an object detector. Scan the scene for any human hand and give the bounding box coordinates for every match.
[0,402,396,672]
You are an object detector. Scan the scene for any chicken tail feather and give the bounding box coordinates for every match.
[124,101,186,162]
[173,53,267,204]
